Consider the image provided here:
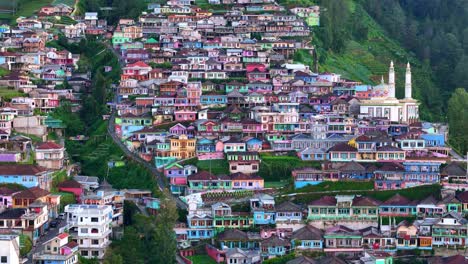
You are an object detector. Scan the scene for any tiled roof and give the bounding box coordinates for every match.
[382,194,412,206]
[275,201,301,212]
[36,141,63,150]
[187,171,229,181]
[58,179,82,189]
[291,225,322,241]
[309,196,336,206]
[0,208,26,219]
[339,161,365,172]
[12,187,49,199]
[376,162,405,172]
[353,196,381,207]
[377,145,403,152]
[456,191,468,203]
[327,143,357,152]
[217,229,249,241]
[261,235,290,247]
[0,165,48,175]
[441,162,466,176]
[230,172,262,180]
[0,187,18,196]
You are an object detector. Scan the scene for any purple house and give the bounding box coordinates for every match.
[0,152,21,162]
[169,123,187,136]
[0,186,19,207]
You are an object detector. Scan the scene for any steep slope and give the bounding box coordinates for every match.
[295,0,443,121]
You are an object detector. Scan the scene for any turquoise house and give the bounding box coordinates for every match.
[291,225,323,250]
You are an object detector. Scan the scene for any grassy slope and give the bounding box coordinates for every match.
[306,0,438,120]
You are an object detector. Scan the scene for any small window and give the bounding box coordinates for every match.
[91,217,98,222]
[1,256,7,263]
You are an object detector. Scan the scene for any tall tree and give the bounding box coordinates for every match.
[447,88,468,154]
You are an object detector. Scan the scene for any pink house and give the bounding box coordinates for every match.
[246,63,267,73]
[0,187,19,207]
[174,110,197,121]
[170,123,187,135]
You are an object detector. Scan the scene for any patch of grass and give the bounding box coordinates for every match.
[196,159,230,175]
[52,0,74,6]
[53,192,76,211]
[13,0,53,22]
[186,255,217,264]
[0,87,25,102]
[51,170,68,192]
[294,180,374,193]
[259,153,321,182]
[265,181,288,188]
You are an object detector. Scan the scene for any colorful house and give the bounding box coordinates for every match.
[250,194,275,225]
[169,134,196,160]
[323,225,363,255]
[260,235,291,259]
[379,194,417,217]
[57,180,83,203]
[187,171,231,193]
[227,152,261,174]
[0,165,52,190]
[290,225,323,251]
[275,201,303,224]
[212,202,253,231]
[231,172,264,190]
[217,229,260,250]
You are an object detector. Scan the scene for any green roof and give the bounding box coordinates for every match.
[146,38,158,43]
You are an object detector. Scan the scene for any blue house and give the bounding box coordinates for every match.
[246,137,262,152]
[260,236,291,258]
[403,161,441,186]
[186,214,214,240]
[196,138,216,153]
[298,147,329,161]
[0,165,52,190]
[420,133,445,147]
[290,225,323,250]
[250,194,275,225]
[183,41,203,49]
[200,94,227,106]
[294,71,317,83]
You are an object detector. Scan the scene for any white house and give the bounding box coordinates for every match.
[0,234,21,264]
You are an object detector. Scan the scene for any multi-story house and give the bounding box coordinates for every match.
[0,165,52,190]
[212,202,253,231]
[33,233,79,264]
[164,163,197,195]
[186,214,214,240]
[227,152,261,174]
[187,171,231,193]
[431,212,468,248]
[260,235,291,259]
[64,204,113,260]
[323,225,363,256]
[395,221,418,250]
[169,134,196,160]
[0,203,49,244]
[307,195,380,229]
[217,229,261,250]
[0,234,21,264]
[250,194,275,225]
[275,201,302,224]
[402,161,441,188]
[35,142,65,170]
[374,162,406,190]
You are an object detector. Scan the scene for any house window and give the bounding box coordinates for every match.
[92,240,99,245]
[81,228,88,233]
[1,256,7,263]
[91,217,98,222]
[92,251,99,257]
[81,251,88,256]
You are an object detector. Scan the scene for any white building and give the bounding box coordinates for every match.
[360,61,419,124]
[0,234,21,264]
[64,204,113,260]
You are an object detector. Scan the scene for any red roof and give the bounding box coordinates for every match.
[36,141,63,150]
[57,180,82,189]
[309,196,336,206]
[127,61,150,68]
[57,233,69,239]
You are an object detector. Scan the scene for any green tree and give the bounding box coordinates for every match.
[148,195,178,264]
[103,249,123,264]
[447,88,468,154]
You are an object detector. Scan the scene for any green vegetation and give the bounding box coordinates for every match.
[265,181,288,188]
[263,253,296,264]
[0,87,25,102]
[148,62,172,69]
[52,0,75,6]
[0,68,9,77]
[186,255,218,264]
[54,192,76,211]
[447,88,468,154]
[19,235,32,257]
[77,0,146,24]
[105,197,178,264]
[294,180,374,193]
[184,158,230,175]
[259,153,321,182]
[0,183,26,191]
[302,0,443,121]
[6,0,53,23]
[51,170,68,192]
[50,102,85,136]
[293,184,441,204]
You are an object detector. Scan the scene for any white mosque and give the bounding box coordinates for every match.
[360,61,419,124]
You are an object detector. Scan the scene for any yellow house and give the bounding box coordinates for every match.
[170,134,196,159]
